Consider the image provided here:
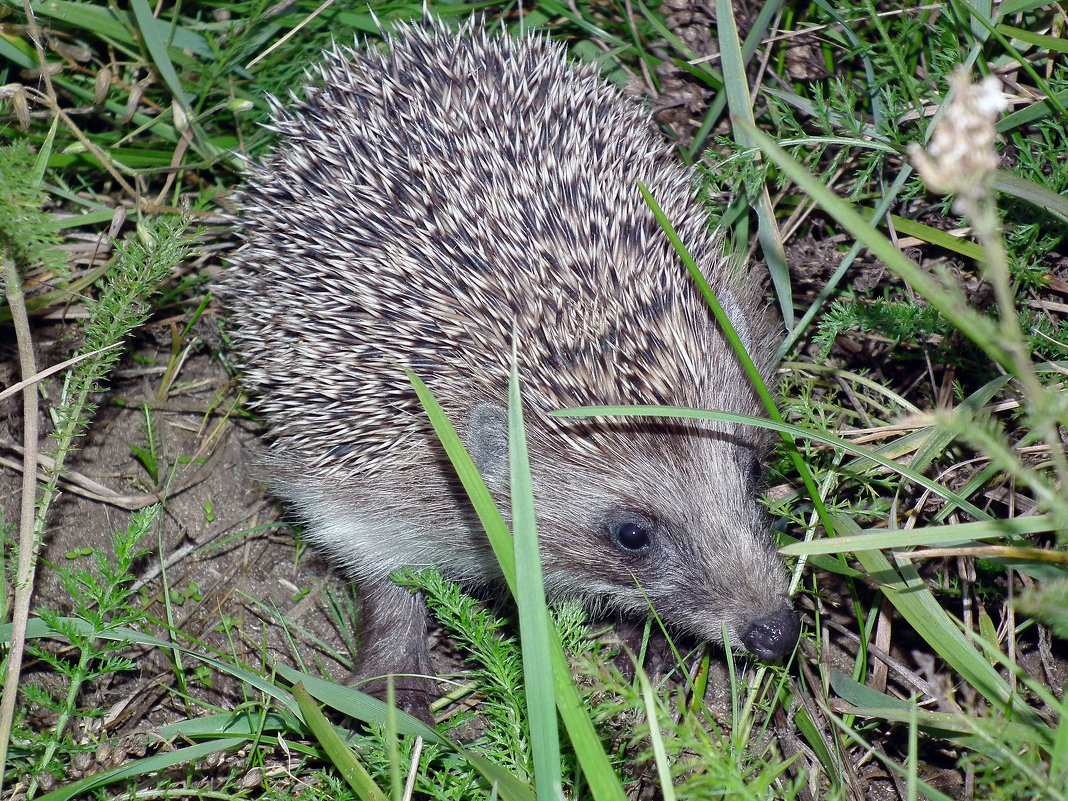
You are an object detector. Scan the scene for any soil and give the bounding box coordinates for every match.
[1,306,358,725]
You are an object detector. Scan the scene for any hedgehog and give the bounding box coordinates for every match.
[220,16,799,721]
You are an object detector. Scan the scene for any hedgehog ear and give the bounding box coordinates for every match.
[466,402,510,489]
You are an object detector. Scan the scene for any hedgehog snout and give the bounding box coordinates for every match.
[740,607,800,660]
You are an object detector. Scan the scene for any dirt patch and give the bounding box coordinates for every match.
[2,312,368,729]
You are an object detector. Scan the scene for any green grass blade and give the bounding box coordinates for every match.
[907,699,918,801]
[508,350,563,801]
[995,0,1050,12]
[273,663,442,742]
[34,738,245,801]
[631,0,722,87]
[460,753,539,801]
[31,117,59,185]
[523,0,630,47]
[992,172,1068,224]
[130,0,192,111]
[715,0,792,325]
[997,24,1068,53]
[1053,700,1068,783]
[385,683,402,801]
[635,666,677,801]
[781,515,1064,555]
[871,212,986,261]
[407,370,517,590]
[996,87,1068,132]
[792,706,839,778]
[293,682,389,801]
[0,28,33,67]
[158,710,301,740]
[407,374,626,801]
[681,0,786,159]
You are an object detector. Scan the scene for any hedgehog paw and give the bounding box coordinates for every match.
[353,577,437,726]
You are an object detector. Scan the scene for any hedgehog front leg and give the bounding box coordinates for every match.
[354,576,436,726]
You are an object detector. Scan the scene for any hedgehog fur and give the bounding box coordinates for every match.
[221,16,798,718]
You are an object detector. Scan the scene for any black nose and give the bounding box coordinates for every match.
[741,608,800,660]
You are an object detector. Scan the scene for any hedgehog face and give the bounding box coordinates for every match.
[525,421,798,661]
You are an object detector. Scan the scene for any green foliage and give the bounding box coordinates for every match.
[129,403,161,486]
[1019,309,1068,361]
[2,0,1066,799]
[45,217,190,479]
[586,662,808,801]
[813,297,951,359]
[400,568,533,782]
[348,724,484,801]
[959,714,1066,801]
[1018,579,1068,640]
[1005,222,1065,291]
[0,142,66,278]
[15,505,158,796]
[703,4,1067,798]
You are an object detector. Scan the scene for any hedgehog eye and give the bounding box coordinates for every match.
[613,522,651,552]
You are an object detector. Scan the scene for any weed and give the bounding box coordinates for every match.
[15,505,158,796]
[129,403,162,488]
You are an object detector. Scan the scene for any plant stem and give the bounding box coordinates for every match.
[26,647,93,799]
[970,195,1068,516]
[0,252,40,798]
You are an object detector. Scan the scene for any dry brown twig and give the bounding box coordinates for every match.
[0,1,57,786]
[0,209,41,800]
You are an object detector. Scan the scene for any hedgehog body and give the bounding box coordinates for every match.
[222,18,798,717]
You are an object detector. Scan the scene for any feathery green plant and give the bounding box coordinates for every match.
[16,506,159,797]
